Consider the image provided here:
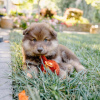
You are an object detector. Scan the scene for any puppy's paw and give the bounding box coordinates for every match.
[59,69,66,79]
[66,64,74,75]
[27,73,32,78]
[79,68,87,74]
[77,65,87,74]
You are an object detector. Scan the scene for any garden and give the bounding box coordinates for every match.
[0,0,100,100]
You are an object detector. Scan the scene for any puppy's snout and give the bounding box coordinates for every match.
[37,47,43,53]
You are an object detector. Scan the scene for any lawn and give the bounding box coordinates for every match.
[10,30,100,100]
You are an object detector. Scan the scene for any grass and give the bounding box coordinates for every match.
[10,30,100,100]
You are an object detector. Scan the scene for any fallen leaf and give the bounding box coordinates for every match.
[18,90,28,100]
[4,40,9,43]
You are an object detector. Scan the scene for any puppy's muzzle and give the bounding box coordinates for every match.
[37,47,43,53]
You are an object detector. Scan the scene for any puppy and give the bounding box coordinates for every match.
[22,23,86,79]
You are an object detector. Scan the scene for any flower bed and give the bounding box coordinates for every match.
[12,15,41,29]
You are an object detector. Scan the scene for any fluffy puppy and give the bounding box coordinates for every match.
[22,23,86,79]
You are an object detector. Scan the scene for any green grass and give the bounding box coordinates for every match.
[10,30,100,100]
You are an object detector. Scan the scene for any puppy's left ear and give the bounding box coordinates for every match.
[50,30,57,38]
[23,28,29,35]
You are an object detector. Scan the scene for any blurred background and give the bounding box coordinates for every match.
[0,0,100,33]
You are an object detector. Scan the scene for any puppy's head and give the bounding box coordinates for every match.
[22,23,58,56]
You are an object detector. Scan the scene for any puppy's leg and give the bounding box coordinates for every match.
[59,63,74,75]
[23,63,39,78]
[58,63,74,80]
[61,50,86,73]
[66,64,74,75]
[70,60,86,72]
[27,66,39,78]
[58,68,67,79]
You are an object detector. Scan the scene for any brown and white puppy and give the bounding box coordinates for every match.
[22,23,86,79]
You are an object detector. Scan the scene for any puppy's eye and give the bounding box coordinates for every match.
[33,39,37,42]
[44,39,48,42]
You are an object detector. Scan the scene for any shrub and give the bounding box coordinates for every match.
[40,8,57,19]
[54,15,90,27]
[64,8,83,19]
[10,10,25,16]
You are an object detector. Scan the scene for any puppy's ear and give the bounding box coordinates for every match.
[23,28,29,35]
[50,30,57,38]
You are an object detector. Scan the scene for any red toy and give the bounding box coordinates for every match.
[40,55,60,75]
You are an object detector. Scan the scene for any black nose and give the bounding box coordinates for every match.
[37,47,43,53]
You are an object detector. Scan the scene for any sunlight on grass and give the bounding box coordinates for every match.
[10,30,100,100]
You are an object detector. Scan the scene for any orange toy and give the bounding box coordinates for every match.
[18,90,28,100]
[40,55,60,75]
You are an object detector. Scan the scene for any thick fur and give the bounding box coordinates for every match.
[22,23,86,79]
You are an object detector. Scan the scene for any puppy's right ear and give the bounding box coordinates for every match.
[23,28,29,35]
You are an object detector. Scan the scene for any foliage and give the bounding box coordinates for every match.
[39,0,58,11]
[55,0,75,15]
[64,17,89,25]
[71,0,95,23]
[54,15,89,26]
[12,14,61,30]
[85,0,100,23]
[85,0,100,9]
[40,8,56,18]
[17,0,34,10]
[64,8,83,19]
[0,13,6,16]
[94,9,100,22]
[20,21,27,29]
[10,30,100,100]
[10,0,99,23]
[10,10,25,16]
[85,0,97,4]
[12,15,41,29]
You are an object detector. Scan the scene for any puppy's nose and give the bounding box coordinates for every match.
[37,47,43,53]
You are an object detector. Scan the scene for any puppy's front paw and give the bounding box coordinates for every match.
[59,69,66,79]
[27,73,32,78]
